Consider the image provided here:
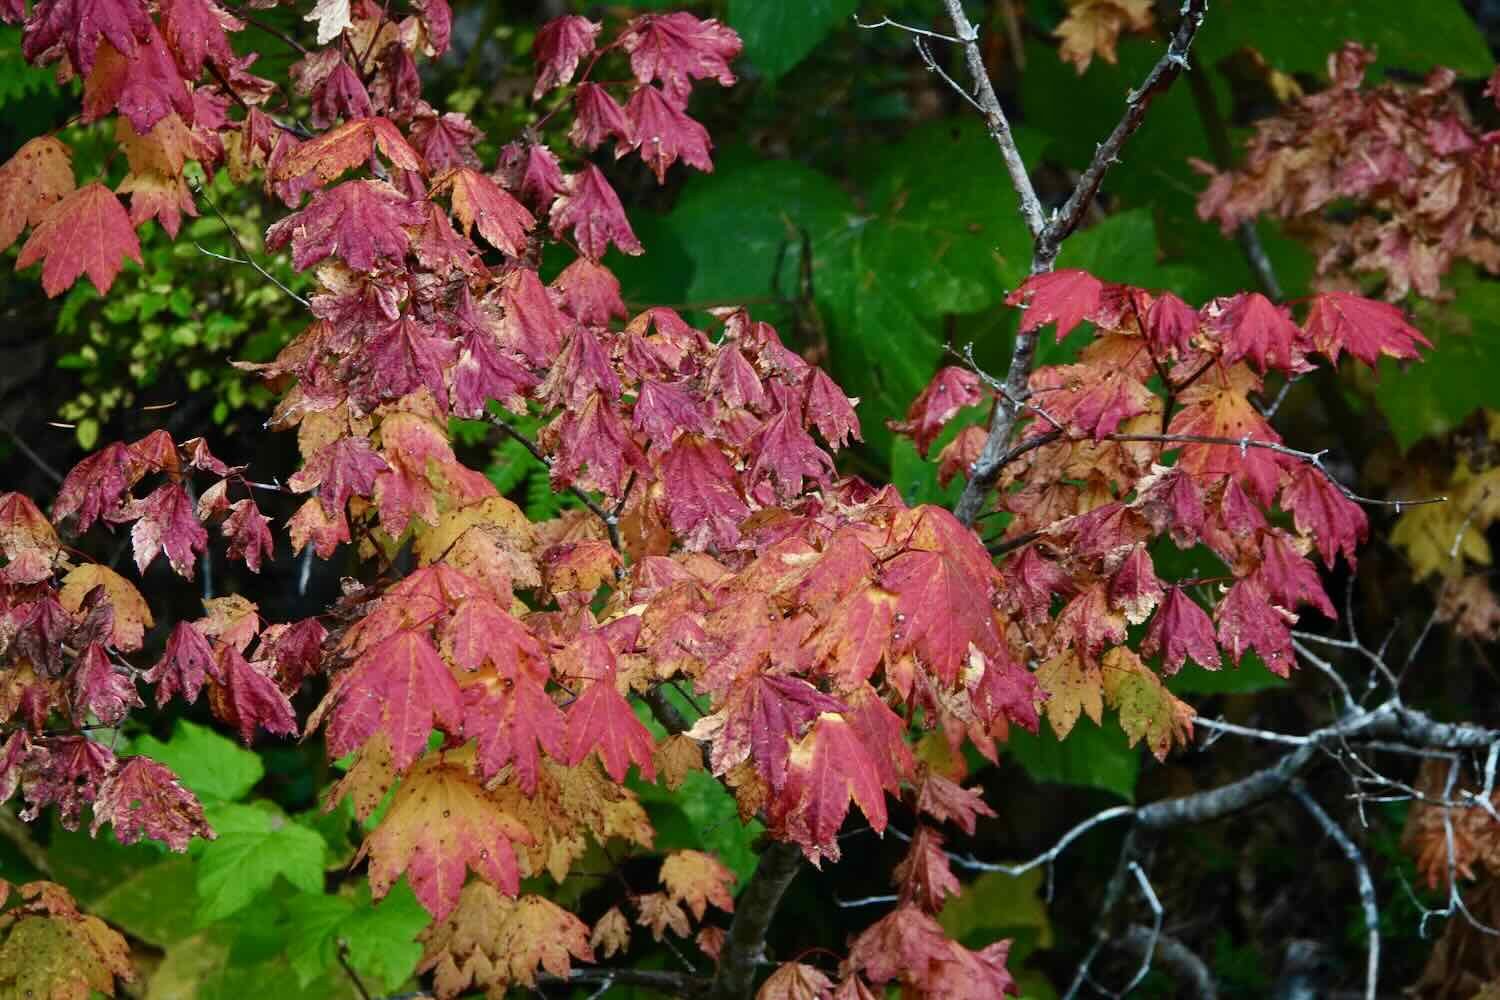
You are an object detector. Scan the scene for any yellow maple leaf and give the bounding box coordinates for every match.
[660,849,736,920]
[418,886,592,999]
[1036,648,1103,740]
[58,564,153,652]
[1101,647,1194,760]
[1054,0,1155,74]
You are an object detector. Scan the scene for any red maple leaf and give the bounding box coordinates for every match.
[21,0,152,76]
[1204,292,1306,373]
[273,116,424,187]
[1303,291,1431,367]
[128,482,207,578]
[1005,269,1104,341]
[804,367,860,450]
[1169,373,1288,507]
[319,628,465,773]
[538,327,623,409]
[158,0,239,78]
[465,676,564,794]
[545,391,647,498]
[212,645,299,744]
[1279,464,1368,569]
[1214,577,1297,676]
[626,84,713,182]
[311,61,374,128]
[1108,543,1164,624]
[264,180,426,272]
[82,27,193,134]
[894,825,961,912]
[21,735,115,830]
[496,267,565,366]
[452,326,537,419]
[549,163,643,260]
[881,547,1002,686]
[619,12,741,107]
[72,642,142,726]
[552,257,627,327]
[707,341,769,412]
[220,499,273,573]
[351,314,458,411]
[1029,359,1154,438]
[497,141,567,213]
[773,712,888,862]
[53,442,139,532]
[657,435,748,551]
[531,15,600,99]
[1256,530,1336,619]
[409,110,481,171]
[91,756,211,851]
[692,672,846,791]
[564,667,656,782]
[633,380,710,450]
[913,768,997,834]
[1141,586,1220,674]
[440,597,547,679]
[1131,464,1207,548]
[748,408,834,499]
[144,621,215,707]
[16,182,141,296]
[433,167,534,257]
[1144,290,1199,354]
[570,83,633,153]
[289,435,390,516]
[999,546,1073,625]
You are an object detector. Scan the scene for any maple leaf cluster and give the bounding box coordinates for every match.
[0,1,1448,995]
[1196,42,1500,300]
[893,268,1429,755]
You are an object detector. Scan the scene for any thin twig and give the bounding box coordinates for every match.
[1291,782,1377,1000]
[485,415,622,552]
[189,180,310,308]
[1,422,63,485]
[852,14,967,44]
[335,940,373,1000]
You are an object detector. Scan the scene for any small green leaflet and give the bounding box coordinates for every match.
[196,802,328,923]
[286,880,428,990]
[728,0,858,79]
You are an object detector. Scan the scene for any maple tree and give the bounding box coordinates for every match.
[1,0,1500,997]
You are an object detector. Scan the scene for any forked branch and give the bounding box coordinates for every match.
[946,0,1211,526]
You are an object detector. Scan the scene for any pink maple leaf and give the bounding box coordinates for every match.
[1279,464,1368,569]
[409,110,481,171]
[620,12,741,107]
[158,0,239,79]
[748,408,834,499]
[53,441,139,531]
[129,482,207,578]
[72,642,142,726]
[265,180,426,272]
[626,84,713,183]
[571,83,633,153]
[550,163,643,260]
[1215,577,1297,676]
[92,756,211,851]
[215,645,299,744]
[145,621,215,707]
[465,676,564,794]
[496,141,566,213]
[351,314,458,411]
[289,435,390,516]
[22,0,152,76]
[565,668,656,782]
[321,628,465,772]
[553,257,627,327]
[1256,530,1336,619]
[1142,586,1220,674]
[222,499,273,573]
[532,15,600,100]
[452,326,537,418]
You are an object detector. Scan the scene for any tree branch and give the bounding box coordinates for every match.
[935,0,1047,240]
[707,841,803,1000]
[537,968,710,997]
[950,0,1212,526]
[1120,924,1219,999]
[1291,782,1378,1000]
